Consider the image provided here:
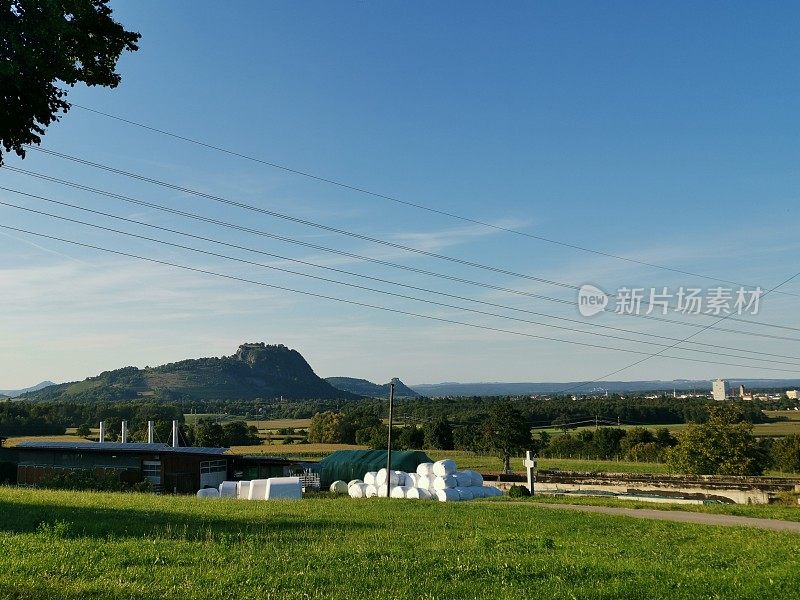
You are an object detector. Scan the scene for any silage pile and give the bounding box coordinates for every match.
[333,459,504,502]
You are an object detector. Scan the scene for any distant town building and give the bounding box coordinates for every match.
[787,390,799,400]
[712,378,727,401]
[738,384,754,401]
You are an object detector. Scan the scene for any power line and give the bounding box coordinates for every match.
[69,102,800,299]
[5,194,798,368]
[5,166,580,304]
[4,182,800,363]
[554,267,800,393]
[24,145,575,291]
[17,150,799,338]
[2,221,798,374]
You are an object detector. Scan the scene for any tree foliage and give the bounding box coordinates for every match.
[771,434,800,473]
[308,411,351,444]
[191,419,259,447]
[424,417,454,451]
[1,0,140,164]
[666,406,766,475]
[483,402,530,473]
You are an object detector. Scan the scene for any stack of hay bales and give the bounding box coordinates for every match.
[338,459,504,502]
[213,478,303,500]
[219,481,238,498]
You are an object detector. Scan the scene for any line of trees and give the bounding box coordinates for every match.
[191,419,260,447]
[306,403,800,476]
[9,393,784,434]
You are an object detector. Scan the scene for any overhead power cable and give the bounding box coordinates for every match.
[5,194,799,368]
[69,103,800,298]
[1,221,798,374]
[3,184,800,362]
[24,146,575,291]
[16,149,798,337]
[553,267,800,393]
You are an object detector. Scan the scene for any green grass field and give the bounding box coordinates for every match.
[0,487,798,599]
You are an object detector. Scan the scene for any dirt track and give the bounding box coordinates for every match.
[529,502,800,533]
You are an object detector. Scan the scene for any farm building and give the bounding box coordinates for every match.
[0,441,318,493]
[318,449,432,488]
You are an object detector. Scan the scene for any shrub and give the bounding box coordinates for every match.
[507,485,531,498]
[38,469,126,492]
[771,434,800,473]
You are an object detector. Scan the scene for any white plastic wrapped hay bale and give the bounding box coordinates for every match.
[470,486,486,499]
[390,485,411,499]
[406,487,433,500]
[432,459,457,477]
[329,480,349,494]
[364,471,378,486]
[454,471,472,488]
[219,481,238,498]
[433,474,458,490]
[377,484,389,497]
[237,480,251,499]
[466,470,484,487]
[376,469,403,487]
[435,488,460,502]
[417,475,436,491]
[248,479,269,500]
[264,477,302,500]
[484,486,504,497]
[197,487,220,498]
[349,483,368,498]
[347,479,363,489]
[416,462,434,477]
[454,487,474,501]
[365,484,379,498]
[406,473,420,488]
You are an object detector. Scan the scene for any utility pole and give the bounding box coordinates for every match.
[595,415,598,430]
[385,382,395,498]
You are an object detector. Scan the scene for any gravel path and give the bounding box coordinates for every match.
[529,502,800,533]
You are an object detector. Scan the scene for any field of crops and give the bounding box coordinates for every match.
[0,487,798,599]
[229,442,364,458]
[227,444,669,474]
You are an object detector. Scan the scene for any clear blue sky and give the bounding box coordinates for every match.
[1,1,798,389]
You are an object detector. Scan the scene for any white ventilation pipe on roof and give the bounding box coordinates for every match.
[121,420,128,444]
[99,421,106,444]
[172,420,179,448]
[147,421,155,444]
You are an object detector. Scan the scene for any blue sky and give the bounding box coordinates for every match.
[1,1,799,389]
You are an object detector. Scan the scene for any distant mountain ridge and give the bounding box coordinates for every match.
[409,379,800,397]
[0,381,57,397]
[325,377,420,398]
[23,343,358,402]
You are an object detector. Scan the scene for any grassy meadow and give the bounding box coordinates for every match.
[1,486,799,599]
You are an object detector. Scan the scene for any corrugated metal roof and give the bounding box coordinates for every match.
[15,441,228,455]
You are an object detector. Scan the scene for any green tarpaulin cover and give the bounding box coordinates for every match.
[319,449,432,488]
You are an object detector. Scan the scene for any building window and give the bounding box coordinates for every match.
[142,460,161,484]
[200,459,227,474]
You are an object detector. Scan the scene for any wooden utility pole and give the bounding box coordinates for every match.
[385,382,395,498]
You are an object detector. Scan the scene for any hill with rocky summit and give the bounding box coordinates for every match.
[25,343,359,402]
[0,381,57,397]
[325,376,420,398]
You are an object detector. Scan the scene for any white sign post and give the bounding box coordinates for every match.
[524,451,537,495]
